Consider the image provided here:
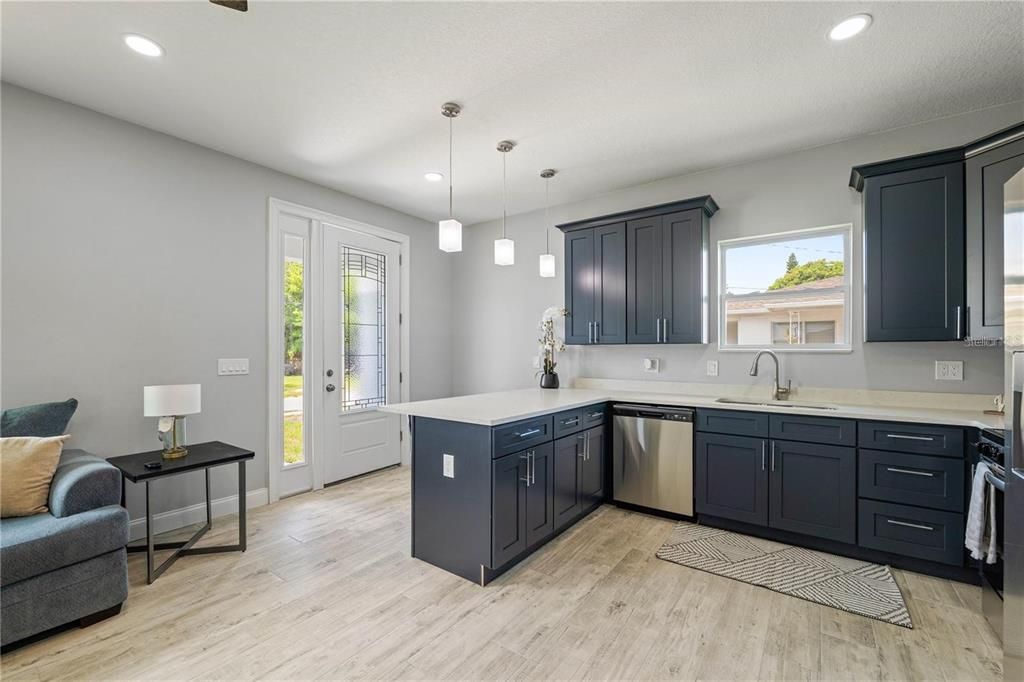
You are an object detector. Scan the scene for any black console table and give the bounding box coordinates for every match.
[108,441,254,584]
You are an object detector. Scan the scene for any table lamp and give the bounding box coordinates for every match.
[143,384,201,459]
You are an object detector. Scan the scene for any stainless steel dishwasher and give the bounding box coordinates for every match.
[612,404,694,516]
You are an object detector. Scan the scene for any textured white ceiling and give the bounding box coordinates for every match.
[3,1,1022,225]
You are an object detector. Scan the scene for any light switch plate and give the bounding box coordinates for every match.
[442,453,455,478]
[218,358,250,376]
[935,360,963,381]
[707,360,719,377]
[642,358,660,373]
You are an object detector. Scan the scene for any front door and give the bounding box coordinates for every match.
[321,223,402,484]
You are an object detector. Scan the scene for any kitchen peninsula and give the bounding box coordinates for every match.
[382,381,1001,585]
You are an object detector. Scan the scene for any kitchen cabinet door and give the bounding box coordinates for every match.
[552,435,582,531]
[695,432,768,526]
[863,162,965,341]
[662,209,708,344]
[579,426,606,510]
[491,451,527,568]
[768,439,856,544]
[593,223,627,344]
[626,216,664,344]
[564,229,596,345]
[524,443,555,548]
[966,137,1024,339]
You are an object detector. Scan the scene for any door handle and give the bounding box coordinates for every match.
[325,384,336,392]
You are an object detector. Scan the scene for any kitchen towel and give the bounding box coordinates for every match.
[965,461,998,564]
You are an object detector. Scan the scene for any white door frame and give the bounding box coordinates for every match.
[267,198,411,503]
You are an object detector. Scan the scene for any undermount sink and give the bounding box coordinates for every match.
[715,397,837,411]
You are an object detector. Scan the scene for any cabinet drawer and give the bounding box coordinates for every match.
[581,404,606,428]
[769,414,856,447]
[696,409,769,438]
[858,500,964,566]
[858,422,964,458]
[859,450,965,512]
[492,416,553,458]
[552,409,584,438]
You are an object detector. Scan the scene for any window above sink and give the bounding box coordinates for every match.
[718,223,853,353]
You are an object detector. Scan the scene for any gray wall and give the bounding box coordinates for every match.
[1,84,453,518]
[452,101,1024,396]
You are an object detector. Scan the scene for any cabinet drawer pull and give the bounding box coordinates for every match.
[656,317,662,343]
[886,518,935,532]
[885,433,935,442]
[761,441,766,471]
[561,418,579,426]
[588,412,603,419]
[886,467,936,478]
[517,428,542,439]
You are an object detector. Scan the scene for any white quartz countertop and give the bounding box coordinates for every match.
[380,387,1004,430]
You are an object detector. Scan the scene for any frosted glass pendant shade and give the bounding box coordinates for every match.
[438,219,462,253]
[494,238,515,266]
[539,253,556,278]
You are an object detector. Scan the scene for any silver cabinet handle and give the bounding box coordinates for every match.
[771,441,776,472]
[584,433,590,461]
[886,433,934,442]
[587,322,593,344]
[761,441,766,471]
[589,412,603,419]
[663,318,669,343]
[886,467,935,478]
[594,321,600,343]
[955,305,962,339]
[519,453,530,486]
[517,428,541,439]
[886,519,934,532]
[562,417,579,426]
[577,434,586,459]
[530,450,536,486]
[656,317,661,343]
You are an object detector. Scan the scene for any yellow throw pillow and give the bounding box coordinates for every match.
[0,435,70,517]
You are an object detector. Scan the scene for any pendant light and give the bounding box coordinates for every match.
[437,102,462,253]
[494,140,516,266]
[538,169,557,278]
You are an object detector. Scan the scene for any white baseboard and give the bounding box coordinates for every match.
[128,488,269,541]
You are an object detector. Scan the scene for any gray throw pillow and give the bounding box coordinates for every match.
[0,399,78,437]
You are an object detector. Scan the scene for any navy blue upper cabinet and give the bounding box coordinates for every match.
[562,223,626,344]
[966,126,1024,339]
[852,149,966,342]
[561,196,717,346]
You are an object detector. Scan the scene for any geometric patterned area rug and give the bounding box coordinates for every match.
[656,522,913,628]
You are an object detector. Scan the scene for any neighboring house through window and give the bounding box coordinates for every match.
[719,224,853,351]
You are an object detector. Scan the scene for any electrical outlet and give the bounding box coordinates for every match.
[935,360,964,381]
[218,358,249,376]
[707,360,719,377]
[642,358,660,373]
[442,453,455,478]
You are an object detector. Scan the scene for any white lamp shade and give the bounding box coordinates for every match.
[539,253,556,278]
[144,384,201,416]
[438,218,462,253]
[494,238,515,266]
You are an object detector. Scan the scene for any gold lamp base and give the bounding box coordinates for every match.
[162,446,188,460]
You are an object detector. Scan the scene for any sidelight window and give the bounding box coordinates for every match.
[719,224,852,351]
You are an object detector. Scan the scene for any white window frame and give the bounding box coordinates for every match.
[717,223,853,353]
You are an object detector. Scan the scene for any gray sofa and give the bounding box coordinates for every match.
[1,449,129,647]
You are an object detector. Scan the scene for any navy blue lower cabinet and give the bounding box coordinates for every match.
[858,500,965,566]
[525,443,555,547]
[553,435,582,530]
[695,432,769,526]
[768,440,856,544]
[579,426,605,510]
[491,451,528,568]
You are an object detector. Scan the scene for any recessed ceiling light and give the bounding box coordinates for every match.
[123,34,164,57]
[424,172,444,182]
[828,14,872,41]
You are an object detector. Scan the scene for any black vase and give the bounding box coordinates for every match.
[540,372,560,389]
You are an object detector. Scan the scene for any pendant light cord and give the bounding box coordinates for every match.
[448,116,454,219]
[544,177,550,253]
[502,151,508,239]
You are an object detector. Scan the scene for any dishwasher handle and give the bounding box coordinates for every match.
[611,404,694,421]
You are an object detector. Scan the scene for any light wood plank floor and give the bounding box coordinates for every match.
[1,466,1003,680]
